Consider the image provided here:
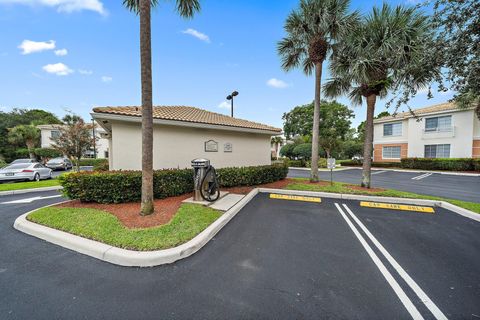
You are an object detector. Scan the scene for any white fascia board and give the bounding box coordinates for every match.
[91,112,282,136]
[373,107,475,124]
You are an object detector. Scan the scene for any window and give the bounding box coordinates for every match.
[425,144,450,158]
[425,116,452,132]
[382,146,401,159]
[383,122,402,136]
[51,130,61,138]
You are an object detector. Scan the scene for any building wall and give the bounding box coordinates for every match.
[110,121,272,170]
[373,109,476,159]
[373,143,408,162]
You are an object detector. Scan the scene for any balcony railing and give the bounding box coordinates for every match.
[422,126,455,138]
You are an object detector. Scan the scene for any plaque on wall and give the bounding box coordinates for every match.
[224,142,233,153]
[205,140,218,152]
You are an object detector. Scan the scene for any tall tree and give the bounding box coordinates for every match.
[418,0,479,117]
[325,4,434,188]
[7,125,40,160]
[123,0,201,216]
[277,0,358,182]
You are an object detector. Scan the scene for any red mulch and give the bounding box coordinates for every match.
[346,185,386,193]
[56,193,192,229]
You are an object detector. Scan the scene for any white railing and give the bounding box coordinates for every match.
[422,126,455,138]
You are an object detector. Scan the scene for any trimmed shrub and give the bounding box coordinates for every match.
[292,143,312,160]
[60,164,288,203]
[76,158,110,166]
[400,158,474,171]
[339,160,400,168]
[279,143,296,158]
[34,148,62,160]
[93,159,109,171]
[306,158,328,168]
[473,159,480,171]
[286,159,306,167]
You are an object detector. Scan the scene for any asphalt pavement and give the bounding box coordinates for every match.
[1,191,479,319]
[288,168,480,203]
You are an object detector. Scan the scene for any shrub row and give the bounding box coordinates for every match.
[76,158,109,166]
[340,158,480,171]
[60,164,288,203]
[400,158,479,171]
[285,158,328,168]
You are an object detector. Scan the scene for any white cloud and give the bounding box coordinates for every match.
[42,63,73,76]
[78,69,93,75]
[101,76,112,82]
[267,78,289,89]
[54,48,68,56]
[0,0,107,15]
[182,28,210,43]
[218,101,231,109]
[18,39,55,55]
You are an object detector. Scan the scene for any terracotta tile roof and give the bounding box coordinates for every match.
[374,102,468,123]
[92,106,282,133]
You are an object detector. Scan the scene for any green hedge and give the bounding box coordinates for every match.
[474,159,480,171]
[400,158,476,171]
[306,158,328,168]
[60,164,288,203]
[76,158,109,166]
[340,160,400,168]
[286,159,306,167]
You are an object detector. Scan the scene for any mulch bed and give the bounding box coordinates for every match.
[346,185,386,193]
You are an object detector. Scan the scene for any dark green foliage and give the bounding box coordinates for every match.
[34,148,62,160]
[474,159,480,171]
[401,158,477,171]
[93,160,109,171]
[60,165,288,203]
[340,160,400,168]
[0,108,61,162]
[280,143,296,158]
[286,159,306,168]
[76,158,109,166]
[293,143,312,160]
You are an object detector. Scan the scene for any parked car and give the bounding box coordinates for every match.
[46,157,73,171]
[11,158,37,164]
[0,163,52,182]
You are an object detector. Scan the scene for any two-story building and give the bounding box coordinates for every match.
[37,124,109,159]
[373,102,480,162]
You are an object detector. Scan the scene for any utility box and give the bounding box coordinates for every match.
[191,158,210,201]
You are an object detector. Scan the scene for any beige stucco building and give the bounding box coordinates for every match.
[373,102,480,162]
[91,106,282,170]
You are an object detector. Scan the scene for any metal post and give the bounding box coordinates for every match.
[330,169,333,186]
[231,98,234,117]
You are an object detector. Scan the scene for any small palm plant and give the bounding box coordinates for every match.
[123,0,201,215]
[278,0,358,182]
[8,125,40,160]
[324,4,435,188]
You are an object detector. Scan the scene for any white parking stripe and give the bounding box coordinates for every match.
[1,195,62,204]
[371,170,387,175]
[334,203,424,320]
[412,173,433,180]
[342,204,448,320]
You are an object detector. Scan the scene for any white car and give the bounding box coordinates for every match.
[0,163,52,183]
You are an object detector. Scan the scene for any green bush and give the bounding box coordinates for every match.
[306,158,328,168]
[286,159,306,167]
[0,158,6,168]
[293,143,312,160]
[76,158,109,166]
[474,159,480,171]
[279,143,296,158]
[93,159,109,171]
[400,158,474,171]
[34,148,62,160]
[60,164,288,203]
[339,160,400,168]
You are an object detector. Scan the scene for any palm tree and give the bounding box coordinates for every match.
[278,0,358,182]
[7,125,40,160]
[324,4,433,188]
[271,136,283,158]
[123,0,201,216]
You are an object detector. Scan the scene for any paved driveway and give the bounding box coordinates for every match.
[288,168,480,203]
[1,191,479,319]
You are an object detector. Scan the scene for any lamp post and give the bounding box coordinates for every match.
[226,90,239,117]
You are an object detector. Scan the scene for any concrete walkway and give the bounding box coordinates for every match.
[183,192,246,211]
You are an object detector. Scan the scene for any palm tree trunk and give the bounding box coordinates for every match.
[361,94,376,188]
[140,0,154,216]
[26,140,35,160]
[310,62,322,182]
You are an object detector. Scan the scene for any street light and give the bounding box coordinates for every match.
[226,90,239,117]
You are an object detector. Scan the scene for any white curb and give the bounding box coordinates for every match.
[344,167,480,177]
[14,188,259,267]
[0,186,63,197]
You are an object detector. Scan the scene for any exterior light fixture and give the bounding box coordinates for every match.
[226,91,239,117]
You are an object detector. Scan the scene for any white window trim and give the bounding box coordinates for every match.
[383,122,403,137]
[382,146,402,159]
[424,115,453,133]
[424,144,451,158]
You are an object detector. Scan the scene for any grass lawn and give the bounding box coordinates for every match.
[286,178,480,214]
[0,179,60,192]
[27,203,222,251]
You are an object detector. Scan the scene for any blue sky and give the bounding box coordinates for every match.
[0,0,453,129]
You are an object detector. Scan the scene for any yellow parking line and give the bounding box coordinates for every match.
[360,201,435,214]
[270,194,321,203]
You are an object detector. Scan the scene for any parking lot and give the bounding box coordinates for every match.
[1,190,479,319]
[288,168,480,203]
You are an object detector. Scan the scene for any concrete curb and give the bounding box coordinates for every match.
[288,167,352,172]
[342,167,480,177]
[0,186,63,197]
[14,188,259,267]
[259,188,480,222]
